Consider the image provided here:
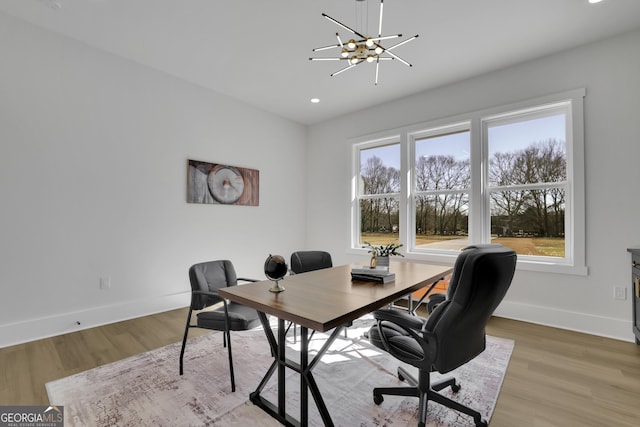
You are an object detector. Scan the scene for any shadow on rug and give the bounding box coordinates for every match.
[47,316,513,426]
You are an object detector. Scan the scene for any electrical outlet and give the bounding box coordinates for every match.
[99,276,111,290]
[614,286,626,300]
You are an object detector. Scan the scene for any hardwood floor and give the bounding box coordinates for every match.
[486,317,640,427]
[1,307,639,426]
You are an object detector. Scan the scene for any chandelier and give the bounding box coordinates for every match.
[309,0,418,85]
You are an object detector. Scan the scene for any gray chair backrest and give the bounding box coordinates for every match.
[290,251,332,274]
[188,260,238,310]
[425,244,516,373]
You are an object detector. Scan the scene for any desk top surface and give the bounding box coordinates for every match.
[218,262,452,332]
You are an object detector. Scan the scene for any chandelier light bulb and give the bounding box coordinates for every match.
[375,46,383,55]
[366,55,376,63]
[350,56,359,65]
[347,39,357,49]
[365,38,374,47]
[341,48,349,57]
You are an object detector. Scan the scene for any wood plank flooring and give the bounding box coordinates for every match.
[1,307,639,426]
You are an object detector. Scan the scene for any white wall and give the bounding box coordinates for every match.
[2,12,638,348]
[307,29,640,342]
[0,12,307,347]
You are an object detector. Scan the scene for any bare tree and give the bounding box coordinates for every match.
[490,139,566,237]
[489,152,528,235]
[361,156,399,233]
[415,155,469,235]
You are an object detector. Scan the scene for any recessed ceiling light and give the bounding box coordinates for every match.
[588,0,604,4]
[310,98,320,103]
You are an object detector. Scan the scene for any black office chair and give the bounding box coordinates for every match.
[368,244,516,427]
[290,250,333,274]
[179,260,260,392]
[288,251,337,341]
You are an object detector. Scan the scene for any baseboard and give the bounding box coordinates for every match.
[0,292,191,348]
[2,295,634,348]
[494,300,635,343]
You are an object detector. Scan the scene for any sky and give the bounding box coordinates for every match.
[360,113,566,170]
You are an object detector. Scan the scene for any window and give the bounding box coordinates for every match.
[354,139,401,247]
[485,105,569,260]
[411,124,470,251]
[351,89,586,274]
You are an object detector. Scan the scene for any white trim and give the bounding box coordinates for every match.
[0,292,191,348]
[494,300,634,343]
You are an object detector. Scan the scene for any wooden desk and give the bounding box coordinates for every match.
[219,262,453,427]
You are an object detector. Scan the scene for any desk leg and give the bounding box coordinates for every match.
[304,326,343,427]
[250,312,343,427]
[278,318,286,419]
[300,326,308,424]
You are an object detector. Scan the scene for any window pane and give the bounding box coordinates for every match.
[359,144,400,195]
[415,131,470,191]
[359,197,399,245]
[414,194,469,250]
[488,114,566,186]
[490,189,565,257]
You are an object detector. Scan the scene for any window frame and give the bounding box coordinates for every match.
[350,89,587,275]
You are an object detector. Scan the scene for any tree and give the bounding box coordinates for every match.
[360,156,399,233]
[489,138,566,237]
[415,155,469,235]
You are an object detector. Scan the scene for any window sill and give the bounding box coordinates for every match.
[349,248,588,276]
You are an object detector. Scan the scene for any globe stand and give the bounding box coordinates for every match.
[268,280,285,293]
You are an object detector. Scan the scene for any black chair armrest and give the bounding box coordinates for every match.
[372,309,437,367]
[238,277,258,283]
[426,293,447,314]
[192,290,220,297]
[373,309,426,331]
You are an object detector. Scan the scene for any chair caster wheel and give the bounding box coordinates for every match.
[373,393,384,405]
[398,373,405,382]
[475,420,487,427]
[451,383,461,392]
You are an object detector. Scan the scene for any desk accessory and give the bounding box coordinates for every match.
[264,254,287,293]
[351,272,396,283]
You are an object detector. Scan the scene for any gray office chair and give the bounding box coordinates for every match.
[179,260,260,392]
[368,244,517,427]
[288,251,337,341]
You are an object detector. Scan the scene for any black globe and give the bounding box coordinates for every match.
[264,254,288,281]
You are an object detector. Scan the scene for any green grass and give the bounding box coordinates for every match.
[361,233,565,257]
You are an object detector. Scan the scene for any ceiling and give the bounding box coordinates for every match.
[2,0,640,126]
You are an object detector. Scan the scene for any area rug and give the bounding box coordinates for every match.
[46,317,514,426]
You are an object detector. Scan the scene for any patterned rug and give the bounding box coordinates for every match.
[46,316,514,426]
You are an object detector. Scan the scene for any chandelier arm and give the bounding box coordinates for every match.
[322,13,367,40]
[336,33,344,47]
[375,57,380,85]
[369,34,401,42]
[312,43,342,52]
[382,49,412,67]
[309,57,345,61]
[331,63,361,77]
[386,34,419,51]
[378,0,384,37]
